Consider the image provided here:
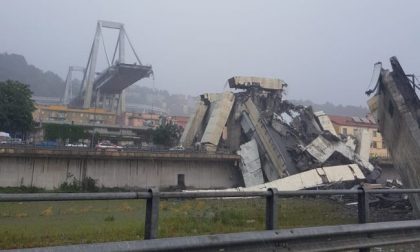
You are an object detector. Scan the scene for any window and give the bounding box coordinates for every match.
[382,141,386,149]
[57,112,66,118]
[371,141,377,148]
[342,127,347,135]
[372,130,377,137]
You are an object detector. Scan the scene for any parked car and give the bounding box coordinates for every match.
[96,141,123,151]
[0,138,11,144]
[0,137,22,145]
[9,138,23,144]
[65,143,88,147]
[123,144,142,151]
[35,141,59,148]
[169,146,185,151]
[0,132,11,144]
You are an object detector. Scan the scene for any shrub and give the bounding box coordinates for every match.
[58,176,98,192]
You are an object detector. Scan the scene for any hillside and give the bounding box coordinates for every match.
[0,53,65,97]
[0,52,369,117]
[290,99,369,117]
[125,85,197,116]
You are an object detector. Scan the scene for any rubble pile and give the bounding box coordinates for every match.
[181,76,380,189]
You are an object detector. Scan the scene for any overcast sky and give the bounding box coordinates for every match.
[1,0,420,106]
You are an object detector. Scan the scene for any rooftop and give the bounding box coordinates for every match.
[36,105,115,115]
[328,115,377,129]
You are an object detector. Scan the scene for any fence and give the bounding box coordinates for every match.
[1,187,420,251]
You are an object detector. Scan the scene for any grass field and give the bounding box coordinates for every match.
[0,197,357,249]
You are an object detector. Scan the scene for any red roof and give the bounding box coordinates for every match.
[328,115,377,129]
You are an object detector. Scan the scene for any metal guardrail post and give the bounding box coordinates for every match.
[358,185,369,224]
[358,185,370,252]
[266,188,278,230]
[144,188,160,240]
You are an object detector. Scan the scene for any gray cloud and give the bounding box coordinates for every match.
[1,0,419,106]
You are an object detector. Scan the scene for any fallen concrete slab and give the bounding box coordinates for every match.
[237,139,264,187]
[185,164,365,192]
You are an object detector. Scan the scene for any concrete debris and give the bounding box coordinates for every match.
[305,135,350,163]
[200,92,235,152]
[185,164,365,192]
[304,134,374,172]
[183,75,378,189]
[344,136,357,152]
[248,164,365,191]
[241,98,289,179]
[314,111,338,136]
[237,139,264,187]
[180,92,235,152]
[180,101,208,147]
[354,128,372,162]
[228,76,287,91]
[366,56,420,216]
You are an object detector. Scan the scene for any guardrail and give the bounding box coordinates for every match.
[2,188,420,251]
[8,220,420,252]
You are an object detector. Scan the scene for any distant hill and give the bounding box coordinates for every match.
[290,99,369,117]
[124,87,369,117]
[125,85,197,116]
[0,53,65,97]
[0,52,369,117]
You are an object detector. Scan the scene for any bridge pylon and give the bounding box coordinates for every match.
[63,66,85,105]
[75,20,152,114]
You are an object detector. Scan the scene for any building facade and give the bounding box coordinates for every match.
[33,105,117,125]
[328,115,389,158]
[123,112,161,128]
[32,105,153,145]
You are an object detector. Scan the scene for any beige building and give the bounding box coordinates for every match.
[328,115,388,158]
[33,105,117,125]
[123,112,161,128]
[31,105,157,145]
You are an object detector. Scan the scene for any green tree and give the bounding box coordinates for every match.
[152,123,182,147]
[44,124,87,143]
[0,80,35,137]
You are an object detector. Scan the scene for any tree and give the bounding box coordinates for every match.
[0,80,35,137]
[152,123,183,147]
[44,123,87,143]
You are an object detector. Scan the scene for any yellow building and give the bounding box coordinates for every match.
[328,115,388,159]
[33,105,117,125]
[31,105,156,145]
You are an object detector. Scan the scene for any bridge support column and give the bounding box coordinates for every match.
[117,90,126,115]
[83,23,101,109]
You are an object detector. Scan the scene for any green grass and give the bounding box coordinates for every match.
[0,197,357,249]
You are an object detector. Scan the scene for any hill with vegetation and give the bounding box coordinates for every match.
[290,99,369,117]
[0,52,369,117]
[0,53,65,97]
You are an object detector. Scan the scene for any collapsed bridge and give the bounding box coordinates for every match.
[66,20,153,114]
[182,76,379,189]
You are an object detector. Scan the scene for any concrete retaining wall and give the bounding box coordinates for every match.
[0,148,243,190]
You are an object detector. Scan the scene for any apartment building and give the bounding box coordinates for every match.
[328,115,388,158]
